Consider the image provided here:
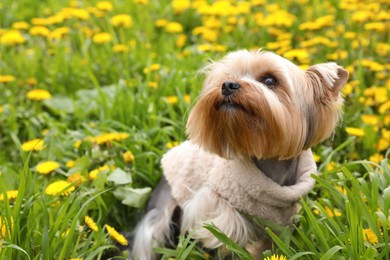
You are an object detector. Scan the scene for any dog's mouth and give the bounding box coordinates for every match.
[216,98,245,111]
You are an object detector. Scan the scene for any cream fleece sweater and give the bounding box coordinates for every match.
[162,141,317,226]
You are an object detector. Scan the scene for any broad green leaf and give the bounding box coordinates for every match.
[113,187,151,208]
[107,168,132,185]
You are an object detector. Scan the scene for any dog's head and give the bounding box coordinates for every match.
[186,49,348,159]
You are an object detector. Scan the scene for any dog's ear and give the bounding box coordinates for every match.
[305,63,349,98]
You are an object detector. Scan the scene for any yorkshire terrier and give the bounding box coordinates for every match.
[130,49,348,259]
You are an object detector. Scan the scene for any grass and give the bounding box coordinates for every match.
[0,0,389,259]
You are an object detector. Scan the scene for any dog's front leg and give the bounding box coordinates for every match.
[131,176,179,260]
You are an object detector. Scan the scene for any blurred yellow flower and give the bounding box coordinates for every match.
[36,161,60,174]
[89,165,111,180]
[123,150,135,163]
[0,190,18,201]
[111,14,133,28]
[155,19,168,28]
[364,22,386,32]
[283,49,310,63]
[112,44,129,53]
[105,224,128,246]
[176,34,187,48]
[363,228,378,245]
[0,75,16,83]
[147,82,158,88]
[369,153,384,164]
[262,10,296,27]
[299,15,334,30]
[29,26,50,36]
[172,0,190,14]
[0,30,26,45]
[165,96,178,104]
[361,115,379,126]
[26,89,52,101]
[12,21,30,30]
[166,141,180,149]
[85,216,98,231]
[88,132,129,145]
[66,160,76,168]
[352,10,372,23]
[21,138,44,152]
[67,172,86,186]
[70,8,90,20]
[97,1,113,11]
[26,77,38,86]
[45,180,75,196]
[92,32,112,44]
[48,27,70,40]
[31,18,49,26]
[165,22,183,33]
[0,216,13,238]
[345,127,365,137]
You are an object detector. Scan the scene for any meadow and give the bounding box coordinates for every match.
[0,0,389,259]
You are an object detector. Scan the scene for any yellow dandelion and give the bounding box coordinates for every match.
[36,161,60,175]
[369,153,384,164]
[0,190,18,201]
[345,127,365,137]
[165,96,178,104]
[92,32,112,44]
[0,75,16,83]
[325,207,342,218]
[67,172,86,186]
[70,8,90,20]
[172,0,190,14]
[363,228,378,245]
[166,141,180,149]
[29,26,50,36]
[123,150,135,163]
[111,14,133,28]
[361,115,379,126]
[112,44,129,53]
[85,216,98,231]
[105,224,128,246]
[283,49,310,63]
[165,22,183,33]
[12,21,30,30]
[0,30,26,46]
[184,94,191,104]
[66,160,76,168]
[88,165,111,180]
[97,1,113,11]
[155,19,168,28]
[26,89,52,101]
[45,180,75,196]
[21,138,44,152]
[147,81,158,88]
[264,254,287,260]
[0,216,13,238]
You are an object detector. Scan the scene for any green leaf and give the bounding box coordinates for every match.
[43,96,74,114]
[320,245,343,260]
[203,223,254,260]
[113,187,151,208]
[107,168,132,185]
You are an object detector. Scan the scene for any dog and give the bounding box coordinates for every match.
[130,49,348,259]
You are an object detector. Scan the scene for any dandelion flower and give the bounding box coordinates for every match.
[12,21,30,30]
[165,96,178,104]
[105,224,128,246]
[89,165,111,180]
[112,44,129,53]
[67,172,86,186]
[172,0,190,14]
[85,216,98,231]
[0,216,13,238]
[26,89,52,101]
[92,32,112,44]
[36,161,60,174]
[155,19,168,28]
[97,1,113,11]
[29,26,50,36]
[21,138,44,152]
[111,14,133,28]
[0,30,26,45]
[264,254,287,260]
[165,22,183,33]
[0,190,18,201]
[363,228,378,245]
[123,150,135,163]
[0,75,16,83]
[345,127,365,137]
[45,180,75,196]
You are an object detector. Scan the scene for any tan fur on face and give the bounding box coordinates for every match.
[186,50,348,159]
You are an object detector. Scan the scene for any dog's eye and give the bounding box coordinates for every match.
[259,75,278,88]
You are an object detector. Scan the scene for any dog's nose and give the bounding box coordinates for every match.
[221,81,240,96]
